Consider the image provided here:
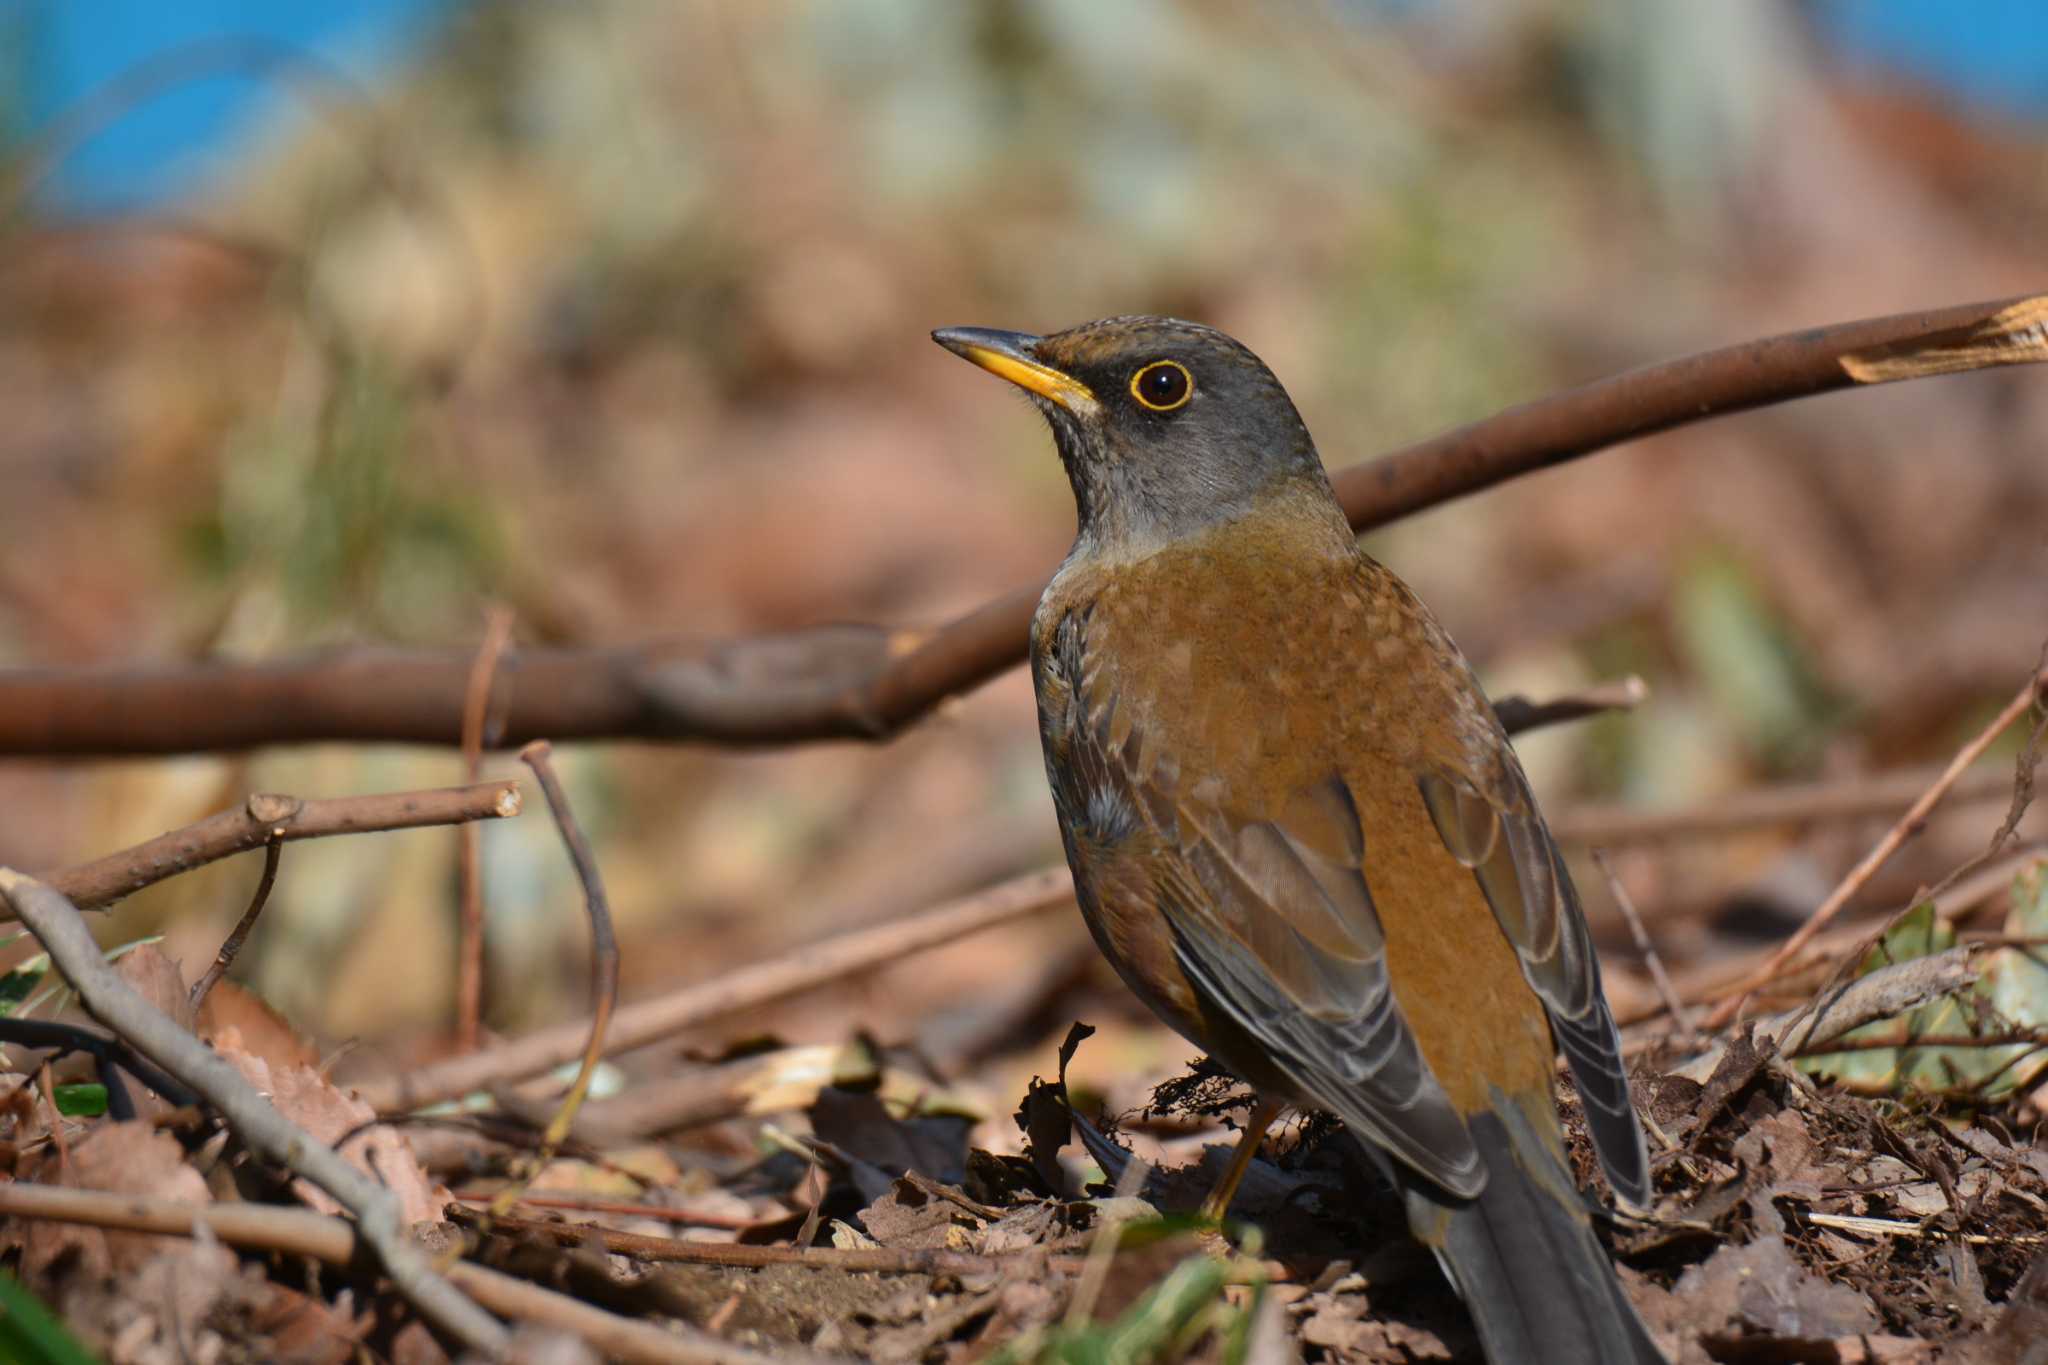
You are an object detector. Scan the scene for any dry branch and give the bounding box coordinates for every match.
[467,1205,1092,1278]
[485,740,620,1214]
[19,778,521,919]
[0,869,509,1357]
[1551,763,2027,846]
[0,1182,796,1365]
[1703,664,2048,1027]
[1668,947,1981,1083]
[187,837,282,1010]
[356,864,1077,1114]
[457,606,516,1052]
[0,293,2040,756]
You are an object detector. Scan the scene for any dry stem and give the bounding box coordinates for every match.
[0,869,509,1357]
[1703,665,2048,1028]
[0,1181,794,1365]
[22,779,521,919]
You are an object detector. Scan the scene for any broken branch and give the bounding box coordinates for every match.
[17,779,521,919]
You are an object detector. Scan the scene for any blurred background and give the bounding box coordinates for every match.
[0,0,2044,1135]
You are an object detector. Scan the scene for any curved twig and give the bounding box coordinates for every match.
[483,741,619,1215]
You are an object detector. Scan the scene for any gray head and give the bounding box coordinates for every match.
[933,316,1334,553]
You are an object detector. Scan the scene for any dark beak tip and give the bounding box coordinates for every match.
[932,326,1042,360]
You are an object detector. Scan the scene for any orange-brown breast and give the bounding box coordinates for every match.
[1035,493,1556,1116]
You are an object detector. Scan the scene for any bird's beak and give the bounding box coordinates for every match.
[932,327,1099,417]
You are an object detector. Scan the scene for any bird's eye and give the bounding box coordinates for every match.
[1129,360,1193,412]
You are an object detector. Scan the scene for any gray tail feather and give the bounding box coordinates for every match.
[1413,1109,1665,1365]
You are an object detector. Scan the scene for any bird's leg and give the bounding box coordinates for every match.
[1201,1096,1285,1224]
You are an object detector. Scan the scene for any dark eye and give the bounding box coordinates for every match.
[1129,360,1193,412]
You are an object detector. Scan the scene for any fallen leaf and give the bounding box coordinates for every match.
[216,1029,446,1225]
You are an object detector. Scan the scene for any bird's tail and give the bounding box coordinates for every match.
[1405,1105,1665,1365]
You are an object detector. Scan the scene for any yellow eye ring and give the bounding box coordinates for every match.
[1129,360,1193,412]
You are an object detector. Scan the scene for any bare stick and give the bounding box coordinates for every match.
[357,864,1076,1114]
[463,1207,1281,1285]
[451,1191,755,1230]
[0,870,507,1357]
[457,607,516,1053]
[1591,848,1697,1049]
[188,838,282,1011]
[26,779,521,918]
[1552,763,2027,846]
[0,1182,795,1365]
[1668,948,1981,1084]
[1612,841,2043,1031]
[1703,665,2048,1028]
[1,294,2042,757]
[466,1207,1048,1275]
[1493,675,1646,737]
[485,741,619,1216]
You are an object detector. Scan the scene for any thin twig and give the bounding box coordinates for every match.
[1800,1210,2048,1247]
[25,779,521,918]
[1703,665,2048,1028]
[0,869,509,1358]
[1668,948,1980,1084]
[1918,641,2048,907]
[188,838,283,1011]
[457,606,516,1053]
[1491,675,1646,736]
[0,1182,793,1365]
[483,741,619,1217]
[0,1017,197,1114]
[1789,1030,2047,1057]
[1614,842,2043,1032]
[35,1061,69,1167]
[459,1205,1288,1287]
[3,293,2043,756]
[356,864,1077,1114]
[1552,763,2028,846]
[1591,848,1698,1049]
[451,1191,756,1230]
[458,1206,1081,1277]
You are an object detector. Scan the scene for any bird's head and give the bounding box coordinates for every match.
[934,316,1333,554]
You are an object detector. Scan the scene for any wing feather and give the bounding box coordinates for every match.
[1419,767,1650,1206]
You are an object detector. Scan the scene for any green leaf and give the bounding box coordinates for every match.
[1857,900,1953,973]
[0,1271,101,1365]
[1799,866,2048,1099]
[0,957,50,1019]
[51,1085,106,1118]
[1972,861,2048,1096]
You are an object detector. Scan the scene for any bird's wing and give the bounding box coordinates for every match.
[1038,603,1482,1197]
[1163,781,1485,1197]
[1417,763,1651,1206]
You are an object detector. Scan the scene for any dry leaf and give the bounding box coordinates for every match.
[215,1029,447,1226]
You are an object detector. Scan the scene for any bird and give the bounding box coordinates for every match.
[933,316,1664,1364]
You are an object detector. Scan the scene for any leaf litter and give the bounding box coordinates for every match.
[5,892,2048,1362]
